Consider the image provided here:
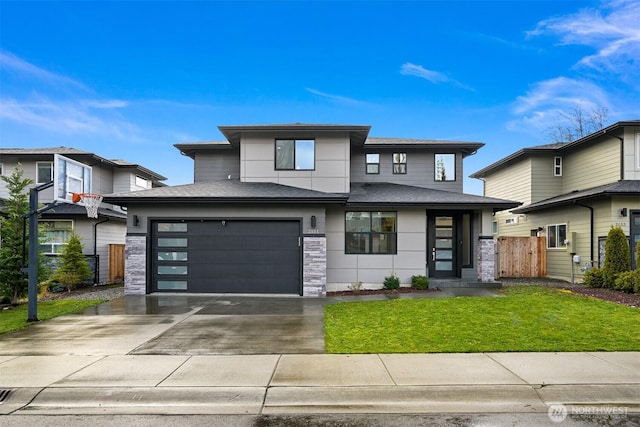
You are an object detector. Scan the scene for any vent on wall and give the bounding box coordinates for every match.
[505,217,519,225]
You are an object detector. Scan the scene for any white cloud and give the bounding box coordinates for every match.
[305,87,366,105]
[400,62,474,91]
[507,77,611,133]
[528,0,640,82]
[0,50,91,92]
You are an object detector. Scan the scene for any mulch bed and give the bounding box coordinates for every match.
[559,285,640,308]
[327,288,439,297]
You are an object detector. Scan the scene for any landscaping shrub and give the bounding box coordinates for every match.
[635,270,640,295]
[602,226,630,289]
[583,267,604,288]
[614,271,636,293]
[50,233,93,292]
[383,273,400,290]
[411,275,429,290]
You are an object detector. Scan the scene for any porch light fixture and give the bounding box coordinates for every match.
[620,208,627,217]
[133,215,140,226]
[311,215,317,228]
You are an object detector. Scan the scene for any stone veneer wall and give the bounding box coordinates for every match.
[125,235,147,295]
[477,236,497,282]
[303,236,326,296]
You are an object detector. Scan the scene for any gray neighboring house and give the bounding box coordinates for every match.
[0,147,167,284]
[104,124,519,296]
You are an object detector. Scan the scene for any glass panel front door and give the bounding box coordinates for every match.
[428,215,457,278]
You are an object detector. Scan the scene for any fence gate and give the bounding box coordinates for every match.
[109,244,125,283]
[497,236,547,278]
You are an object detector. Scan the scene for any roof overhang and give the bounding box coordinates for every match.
[218,123,371,146]
[512,180,640,214]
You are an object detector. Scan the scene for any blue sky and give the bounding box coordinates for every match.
[1,0,639,195]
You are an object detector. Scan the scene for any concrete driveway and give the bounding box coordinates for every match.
[0,289,499,357]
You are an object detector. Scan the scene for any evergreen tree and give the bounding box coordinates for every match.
[51,233,93,291]
[0,165,33,304]
[602,226,631,288]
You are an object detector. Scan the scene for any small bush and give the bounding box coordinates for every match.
[634,271,640,294]
[614,271,636,293]
[347,281,363,293]
[411,275,429,290]
[583,267,604,288]
[383,273,400,290]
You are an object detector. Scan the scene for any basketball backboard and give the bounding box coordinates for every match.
[53,154,93,204]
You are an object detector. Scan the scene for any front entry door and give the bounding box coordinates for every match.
[428,215,457,278]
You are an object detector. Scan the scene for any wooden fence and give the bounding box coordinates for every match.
[497,236,547,278]
[109,244,125,283]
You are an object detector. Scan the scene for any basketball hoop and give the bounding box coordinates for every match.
[72,193,103,218]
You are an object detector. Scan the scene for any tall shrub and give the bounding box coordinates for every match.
[51,233,93,291]
[602,226,630,289]
[0,165,33,304]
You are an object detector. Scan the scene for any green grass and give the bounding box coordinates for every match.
[324,286,640,353]
[0,299,107,335]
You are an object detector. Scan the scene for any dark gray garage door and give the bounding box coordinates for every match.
[152,220,301,294]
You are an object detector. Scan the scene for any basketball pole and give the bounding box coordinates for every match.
[25,180,56,322]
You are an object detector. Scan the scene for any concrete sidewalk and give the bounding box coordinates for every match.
[1,352,638,416]
[0,294,638,419]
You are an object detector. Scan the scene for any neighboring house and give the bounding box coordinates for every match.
[470,120,640,282]
[104,123,518,296]
[0,147,167,284]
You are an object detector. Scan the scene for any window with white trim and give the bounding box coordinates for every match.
[37,162,53,184]
[547,223,567,249]
[554,157,562,176]
[39,220,73,254]
[135,175,151,189]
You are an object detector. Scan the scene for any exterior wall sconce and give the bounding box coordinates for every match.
[133,215,140,226]
[620,208,627,217]
[310,215,317,228]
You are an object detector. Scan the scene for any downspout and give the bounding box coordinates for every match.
[93,217,110,284]
[603,129,624,181]
[574,202,594,266]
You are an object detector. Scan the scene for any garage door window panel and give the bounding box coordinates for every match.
[158,238,188,247]
[157,281,188,290]
[158,266,188,275]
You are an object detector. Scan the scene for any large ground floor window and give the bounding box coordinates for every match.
[345,211,397,254]
[39,220,73,254]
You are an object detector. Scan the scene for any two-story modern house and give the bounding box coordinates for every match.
[470,120,640,282]
[0,147,167,284]
[104,123,518,296]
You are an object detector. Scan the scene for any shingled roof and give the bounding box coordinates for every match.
[512,180,640,213]
[103,179,519,211]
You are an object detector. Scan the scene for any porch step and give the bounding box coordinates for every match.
[430,280,502,289]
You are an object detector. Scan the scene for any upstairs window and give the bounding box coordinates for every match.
[135,175,151,189]
[554,157,563,176]
[37,162,53,184]
[435,154,455,181]
[393,153,407,174]
[366,153,380,174]
[275,139,315,170]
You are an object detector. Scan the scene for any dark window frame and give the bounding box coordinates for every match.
[275,138,316,171]
[393,152,407,174]
[37,161,53,184]
[365,153,380,174]
[434,153,456,182]
[345,211,397,254]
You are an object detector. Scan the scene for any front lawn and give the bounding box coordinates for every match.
[0,299,106,335]
[324,286,640,353]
